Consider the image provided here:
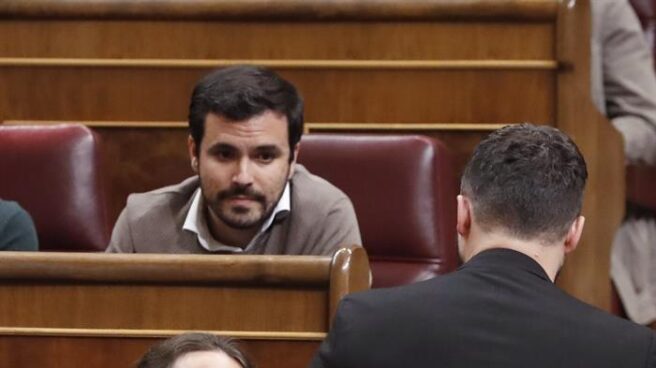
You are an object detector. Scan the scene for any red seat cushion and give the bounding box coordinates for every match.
[0,124,110,251]
[299,134,459,287]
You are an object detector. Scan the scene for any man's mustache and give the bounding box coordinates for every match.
[217,185,266,203]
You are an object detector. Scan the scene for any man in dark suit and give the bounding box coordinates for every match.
[310,123,656,368]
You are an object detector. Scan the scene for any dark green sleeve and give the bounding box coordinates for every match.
[0,204,39,251]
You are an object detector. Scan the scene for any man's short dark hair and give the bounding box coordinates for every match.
[461,123,588,243]
[137,332,253,368]
[188,65,304,159]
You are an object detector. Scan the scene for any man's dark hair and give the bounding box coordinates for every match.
[136,333,253,368]
[188,65,304,160]
[461,123,588,243]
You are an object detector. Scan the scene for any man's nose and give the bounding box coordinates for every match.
[232,158,254,186]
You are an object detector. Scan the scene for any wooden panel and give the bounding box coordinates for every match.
[0,255,329,332]
[0,248,370,368]
[0,21,554,60]
[0,251,367,332]
[0,284,327,331]
[0,68,555,124]
[96,127,192,222]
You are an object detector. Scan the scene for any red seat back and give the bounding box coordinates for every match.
[0,124,110,251]
[298,134,459,288]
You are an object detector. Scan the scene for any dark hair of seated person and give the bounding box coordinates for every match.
[188,65,303,162]
[136,332,253,368]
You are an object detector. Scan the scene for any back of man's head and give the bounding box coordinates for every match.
[461,123,588,244]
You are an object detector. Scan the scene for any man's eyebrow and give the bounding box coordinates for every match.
[207,143,237,153]
[253,145,283,153]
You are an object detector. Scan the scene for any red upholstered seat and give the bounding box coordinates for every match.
[298,134,459,288]
[0,124,110,251]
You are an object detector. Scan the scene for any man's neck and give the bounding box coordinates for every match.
[464,230,564,282]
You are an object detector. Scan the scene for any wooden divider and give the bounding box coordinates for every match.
[0,0,623,309]
[0,247,370,368]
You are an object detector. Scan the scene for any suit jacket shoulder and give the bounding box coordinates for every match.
[312,250,656,368]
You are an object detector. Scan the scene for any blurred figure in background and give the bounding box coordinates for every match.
[591,0,656,327]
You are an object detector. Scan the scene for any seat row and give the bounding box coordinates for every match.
[0,124,459,288]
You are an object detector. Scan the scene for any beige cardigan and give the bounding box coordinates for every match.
[106,165,361,256]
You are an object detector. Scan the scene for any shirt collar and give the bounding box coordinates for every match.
[183,182,291,252]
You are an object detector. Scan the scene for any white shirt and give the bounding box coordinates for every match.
[182,183,291,253]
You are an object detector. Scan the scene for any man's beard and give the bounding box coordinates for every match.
[201,164,292,231]
[211,184,271,229]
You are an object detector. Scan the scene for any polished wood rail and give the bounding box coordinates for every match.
[0,247,370,368]
[0,0,557,20]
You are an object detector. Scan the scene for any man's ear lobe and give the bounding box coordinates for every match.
[187,135,199,173]
[564,215,585,254]
[456,195,472,237]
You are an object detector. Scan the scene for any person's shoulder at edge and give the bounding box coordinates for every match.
[106,176,199,253]
[551,279,656,342]
[0,200,38,251]
[568,294,656,366]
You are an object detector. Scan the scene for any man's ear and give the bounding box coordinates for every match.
[288,143,300,179]
[188,135,199,174]
[564,215,585,254]
[457,195,472,238]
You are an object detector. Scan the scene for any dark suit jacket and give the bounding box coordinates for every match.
[311,248,656,368]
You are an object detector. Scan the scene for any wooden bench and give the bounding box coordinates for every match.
[0,247,370,367]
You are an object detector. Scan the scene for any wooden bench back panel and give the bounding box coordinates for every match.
[0,248,369,368]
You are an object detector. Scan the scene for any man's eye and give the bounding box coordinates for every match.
[256,152,275,163]
[216,150,235,160]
